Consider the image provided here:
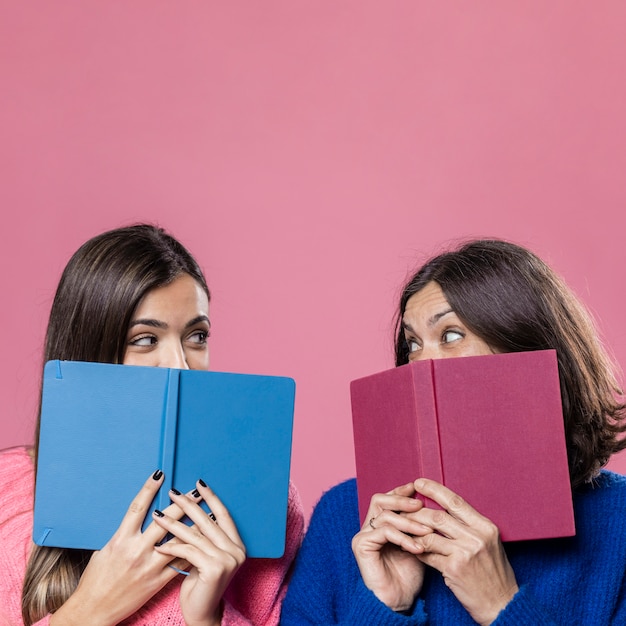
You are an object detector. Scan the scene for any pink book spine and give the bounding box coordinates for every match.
[410,361,444,509]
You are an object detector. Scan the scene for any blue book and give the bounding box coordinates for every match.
[33,360,296,558]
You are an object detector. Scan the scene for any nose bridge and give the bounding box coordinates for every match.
[419,340,443,362]
[161,339,189,370]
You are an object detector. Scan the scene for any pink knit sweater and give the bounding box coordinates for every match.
[0,447,304,626]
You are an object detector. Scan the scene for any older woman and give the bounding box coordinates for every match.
[281,239,626,625]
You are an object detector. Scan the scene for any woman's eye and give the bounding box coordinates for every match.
[407,339,420,353]
[442,330,464,344]
[188,330,209,345]
[129,335,157,347]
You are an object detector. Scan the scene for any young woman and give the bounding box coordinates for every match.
[0,224,304,626]
[281,238,626,625]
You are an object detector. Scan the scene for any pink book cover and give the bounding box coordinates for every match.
[350,350,575,542]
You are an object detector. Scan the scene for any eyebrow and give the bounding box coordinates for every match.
[402,308,454,332]
[128,315,211,330]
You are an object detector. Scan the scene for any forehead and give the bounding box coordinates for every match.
[132,274,209,317]
[403,281,451,319]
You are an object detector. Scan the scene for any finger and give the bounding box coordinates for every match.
[386,482,419,497]
[141,486,203,545]
[155,535,245,574]
[367,508,431,537]
[416,550,447,573]
[413,527,454,556]
[166,557,193,576]
[152,509,210,548]
[353,523,425,556]
[409,507,468,540]
[411,491,500,547]
[194,479,246,551]
[151,507,246,571]
[116,469,165,536]
[362,483,423,530]
[167,487,216,528]
[414,479,489,527]
[156,487,242,556]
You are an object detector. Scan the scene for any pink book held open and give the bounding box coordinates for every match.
[350,349,575,542]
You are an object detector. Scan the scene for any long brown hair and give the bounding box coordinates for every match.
[394,238,626,489]
[22,224,209,625]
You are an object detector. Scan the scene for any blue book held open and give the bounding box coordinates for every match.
[33,360,296,558]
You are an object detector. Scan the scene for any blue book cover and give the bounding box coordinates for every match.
[33,360,296,558]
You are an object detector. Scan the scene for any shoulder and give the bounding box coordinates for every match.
[0,445,34,485]
[308,478,359,530]
[596,469,626,487]
[317,477,358,508]
[574,469,626,525]
[291,479,360,576]
[322,478,357,500]
[285,480,305,543]
[287,480,304,515]
[0,446,35,530]
[580,469,626,498]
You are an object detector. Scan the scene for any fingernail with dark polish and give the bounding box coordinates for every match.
[198,478,207,488]
[191,489,201,498]
[154,509,165,517]
[152,470,163,481]
[170,488,182,496]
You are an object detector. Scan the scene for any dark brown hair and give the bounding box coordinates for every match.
[394,238,626,489]
[22,223,209,624]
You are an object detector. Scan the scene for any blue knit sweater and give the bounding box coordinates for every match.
[281,471,626,625]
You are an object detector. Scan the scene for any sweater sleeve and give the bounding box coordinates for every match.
[491,585,561,626]
[492,564,626,625]
[223,481,304,625]
[280,480,428,626]
[0,448,43,626]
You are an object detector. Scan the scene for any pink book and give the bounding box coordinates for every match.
[350,350,575,542]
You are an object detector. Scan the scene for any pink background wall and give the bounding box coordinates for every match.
[2,2,626,520]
